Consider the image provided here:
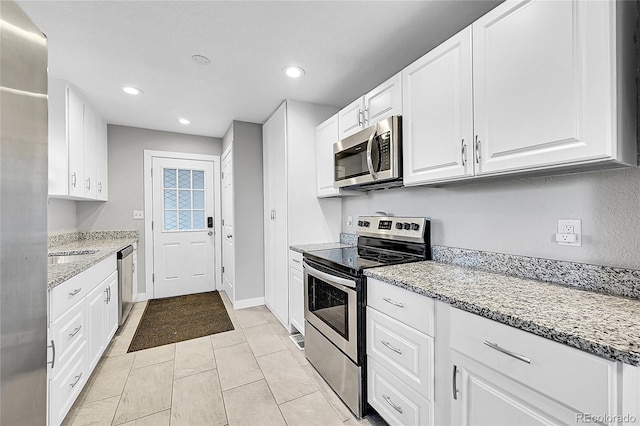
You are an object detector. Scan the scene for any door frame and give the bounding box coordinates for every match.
[220,144,234,304]
[143,150,222,300]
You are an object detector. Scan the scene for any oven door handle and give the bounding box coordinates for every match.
[303,261,356,289]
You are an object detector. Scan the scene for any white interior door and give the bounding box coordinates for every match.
[152,157,215,299]
[221,149,234,303]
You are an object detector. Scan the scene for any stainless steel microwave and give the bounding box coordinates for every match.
[333,115,402,190]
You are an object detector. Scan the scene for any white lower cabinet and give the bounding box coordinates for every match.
[366,278,434,425]
[47,255,118,426]
[288,250,304,336]
[450,307,620,425]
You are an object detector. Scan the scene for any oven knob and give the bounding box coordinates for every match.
[363,221,370,227]
[403,222,411,230]
[395,222,403,230]
[357,221,363,227]
[411,223,420,231]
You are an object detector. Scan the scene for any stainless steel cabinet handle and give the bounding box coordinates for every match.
[69,373,83,389]
[71,173,77,188]
[364,107,369,125]
[358,109,363,126]
[292,258,301,264]
[382,297,404,308]
[483,340,531,364]
[69,326,81,338]
[48,340,55,369]
[475,135,481,164]
[132,263,135,273]
[108,287,111,303]
[382,394,403,414]
[461,139,466,166]
[98,182,102,193]
[105,288,109,302]
[452,364,459,400]
[381,340,402,355]
[86,177,91,190]
[69,288,81,296]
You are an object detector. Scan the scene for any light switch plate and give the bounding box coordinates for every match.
[133,210,144,220]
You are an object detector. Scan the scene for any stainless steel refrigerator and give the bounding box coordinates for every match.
[0,1,48,424]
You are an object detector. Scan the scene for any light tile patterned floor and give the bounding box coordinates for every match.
[63,292,382,426]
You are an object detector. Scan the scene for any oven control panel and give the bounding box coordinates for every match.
[356,216,429,243]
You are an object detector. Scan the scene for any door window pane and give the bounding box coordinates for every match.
[162,167,206,231]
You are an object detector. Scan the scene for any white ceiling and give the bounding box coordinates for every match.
[18,0,501,138]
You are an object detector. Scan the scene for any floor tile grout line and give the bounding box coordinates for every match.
[220,376,265,393]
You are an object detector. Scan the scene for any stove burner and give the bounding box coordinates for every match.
[358,248,408,263]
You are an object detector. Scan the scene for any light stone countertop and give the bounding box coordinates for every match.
[48,237,137,289]
[364,261,640,366]
[289,242,354,254]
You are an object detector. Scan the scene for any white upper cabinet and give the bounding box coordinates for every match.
[49,78,108,201]
[338,73,402,139]
[403,27,474,186]
[473,0,635,175]
[364,73,402,127]
[96,118,108,201]
[402,0,636,186]
[315,114,340,197]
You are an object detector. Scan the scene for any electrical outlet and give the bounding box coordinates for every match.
[556,219,581,247]
[133,210,144,220]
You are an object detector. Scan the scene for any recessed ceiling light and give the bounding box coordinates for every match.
[283,65,305,78]
[178,117,191,125]
[122,86,143,95]
[191,55,211,66]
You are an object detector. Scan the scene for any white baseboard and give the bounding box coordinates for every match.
[233,297,265,310]
[133,293,149,303]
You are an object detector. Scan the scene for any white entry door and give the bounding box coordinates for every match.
[152,157,215,298]
[221,149,234,302]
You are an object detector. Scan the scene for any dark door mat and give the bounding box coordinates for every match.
[127,291,234,352]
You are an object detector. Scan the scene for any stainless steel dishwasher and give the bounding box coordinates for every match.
[117,245,134,326]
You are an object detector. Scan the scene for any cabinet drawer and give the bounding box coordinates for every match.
[367,278,434,336]
[49,255,116,321]
[450,308,618,415]
[289,250,303,271]
[367,307,433,399]
[368,357,432,426]
[50,298,85,377]
[49,342,86,426]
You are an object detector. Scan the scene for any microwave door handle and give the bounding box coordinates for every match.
[366,123,378,180]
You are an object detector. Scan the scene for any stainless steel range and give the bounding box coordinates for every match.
[303,216,431,418]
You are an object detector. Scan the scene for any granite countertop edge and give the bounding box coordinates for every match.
[289,242,354,254]
[364,261,640,366]
[48,237,138,289]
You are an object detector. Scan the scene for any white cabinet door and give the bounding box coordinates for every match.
[403,27,474,185]
[104,271,119,343]
[83,104,98,199]
[289,266,304,336]
[85,282,106,372]
[315,114,339,198]
[263,103,289,326]
[364,73,402,127]
[451,352,578,425]
[67,87,85,198]
[96,118,108,201]
[473,0,616,175]
[338,97,365,139]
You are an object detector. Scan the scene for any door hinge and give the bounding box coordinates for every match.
[152,273,155,282]
[151,168,153,177]
[221,171,224,179]
[222,218,224,226]
[151,221,154,230]
[222,266,225,273]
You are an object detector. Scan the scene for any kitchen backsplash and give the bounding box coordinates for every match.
[48,230,139,248]
[341,233,640,299]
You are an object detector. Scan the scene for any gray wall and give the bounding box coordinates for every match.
[223,121,265,303]
[48,198,77,233]
[76,125,222,294]
[342,166,640,270]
